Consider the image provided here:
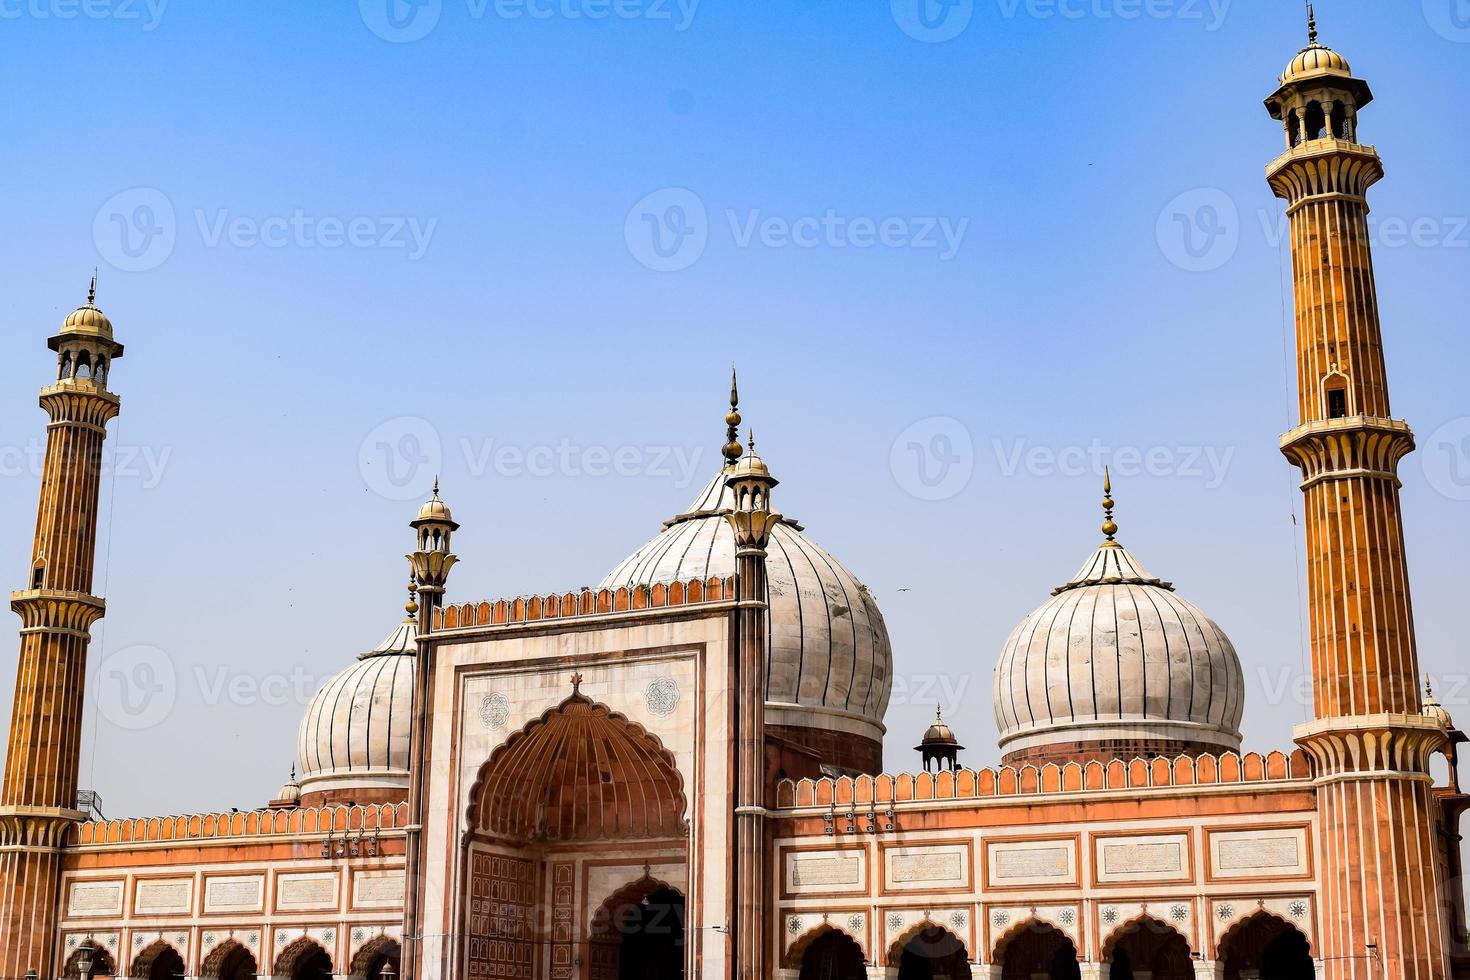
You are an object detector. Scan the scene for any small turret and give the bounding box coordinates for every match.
[915,708,964,773]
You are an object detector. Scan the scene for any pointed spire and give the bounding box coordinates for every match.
[748,428,756,455]
[432,476,440,499]
[1307,1,1319,46]
[86,270,98,307]
[1425,674,1435,700]
[723,367,744,464]
[1101,467,1120,545]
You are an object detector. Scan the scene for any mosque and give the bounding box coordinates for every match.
[0,14,1466,980]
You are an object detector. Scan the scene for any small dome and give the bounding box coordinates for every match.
[296,620,417,802]
[731,450,772,481]
[271,768,303,808]
[1281,43,1351,85]
[60,304,115,339]
[416,496,453,523]
[917,709,961,750]
[1423,679,1453,729]
[993,538,1244,766]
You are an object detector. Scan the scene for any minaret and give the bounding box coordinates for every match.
[0,281,124,977]
[1267,14,1454,979]
[724,432,780,980]
[401,482,458,980]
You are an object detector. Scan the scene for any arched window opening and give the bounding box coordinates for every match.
[1330,103,1350,140]
[1287,109,1301,147]
[1325,378,1349,419]
[64,943,117,978]
[350,936,402,980]
[76,351,92,381]
[31,563,45,590]
[202,942,259,980]
[131,941,186,980]
[1305,101,1327,140]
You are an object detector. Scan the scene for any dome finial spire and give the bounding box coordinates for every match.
[86,269,97,307]
[723,366,744,465]
[1101,467,1120,545]
[1306,1,1319,46]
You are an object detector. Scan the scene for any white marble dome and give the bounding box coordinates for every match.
[993,540,1244,763]
[600,465,893,759]
[296,620,417,800]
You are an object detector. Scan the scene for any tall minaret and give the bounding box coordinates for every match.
[1267,12,1453,980]
[724,432,780,980]
[0,281,124,977]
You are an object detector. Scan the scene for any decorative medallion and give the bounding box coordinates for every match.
[1101,907,1119,926]
[1289,900,1308,920]
[135,936,146,947]
[788,916,803,936]
[479,693,510,731]
[66,936,77,949]
[992,910,1010,928]
[322,929,334,943]
[1217,904,1235,922]
[246,934,258,947]
[645,678,681,717]
[950,911,967,931]
[848,914,865,933]
[1058,909,1076,927]
[1170,904,1190,923]
[888,913,904,931]
[277,932,290,946]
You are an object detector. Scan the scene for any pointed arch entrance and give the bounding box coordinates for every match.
[461,686,690,980]
[889,924,972,980]
[129,941,185,980]
[791,928,867,980]
[588,877,686,980]
[994,921,1080,980]
[1103,918,1192,980]
[201,941,257,980]
[1218,913,1314,980]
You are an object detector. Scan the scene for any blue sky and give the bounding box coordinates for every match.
[0,0,1467,825]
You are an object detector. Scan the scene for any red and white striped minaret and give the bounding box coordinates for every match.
[0,281,124,978]
[1267,11,1455,980]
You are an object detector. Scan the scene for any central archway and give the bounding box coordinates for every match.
[462,688,690,980]
[201,941,257,980]
[130,942,184,980]
[794,929,867,980]
[589,880,685,980]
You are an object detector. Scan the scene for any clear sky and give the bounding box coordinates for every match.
[0,0,1466,842]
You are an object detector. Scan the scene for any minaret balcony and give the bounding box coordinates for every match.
[1267,138,1383,204]
[10,589,107,634]
[1280,415,1415,489]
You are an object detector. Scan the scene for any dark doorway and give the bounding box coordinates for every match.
[798,930,867,980]
[1107,919,1192,980]
[213,945,258,980]
[603,886,685,980]
[290,946,334,980]
[146,947,186,980]
[894,926,972,980]
[998,922,1081,980]
[1221,914,1315,980]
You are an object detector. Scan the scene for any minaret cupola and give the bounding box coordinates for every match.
[1265,5,1372,147]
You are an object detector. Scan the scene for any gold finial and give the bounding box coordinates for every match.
[1101,467,1119,544]
[723,366,744,464]
[935,705,943,722]
[87,270,97,307]
[432,476,440,499]
[748,428,757,455]
[571,671,585,694]
[1307,2,1319,46]
[1425,674,1435,699]
[405,577,419,617]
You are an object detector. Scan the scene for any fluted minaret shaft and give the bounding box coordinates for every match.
[0,296,121,979]
[1268,42,1454,980]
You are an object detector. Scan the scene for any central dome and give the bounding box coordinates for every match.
[600,463,892,773]
[992,496,1244,766]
